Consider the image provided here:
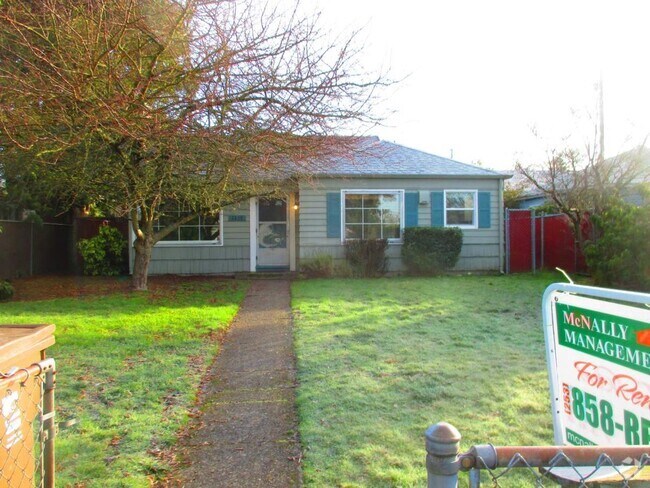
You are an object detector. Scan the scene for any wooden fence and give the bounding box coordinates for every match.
[0,218,129,279]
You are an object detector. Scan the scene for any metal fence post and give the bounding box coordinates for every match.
[539,212,546,269]
[425,422,461,488]
[531,208,536,273]
[505,209,510,274]
[43,364,56,488]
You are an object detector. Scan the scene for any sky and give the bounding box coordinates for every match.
[285,0,650,170]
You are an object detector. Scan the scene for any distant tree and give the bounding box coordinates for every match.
[0,0,386,289]
[0,152,71,220]
[503,180,525,209]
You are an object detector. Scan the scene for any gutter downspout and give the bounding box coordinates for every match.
[498,178,505,273]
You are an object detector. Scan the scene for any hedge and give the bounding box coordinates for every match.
[401,227,462,275]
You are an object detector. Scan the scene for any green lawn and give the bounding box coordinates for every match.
[0,279,248,487]
[292,273,564,487]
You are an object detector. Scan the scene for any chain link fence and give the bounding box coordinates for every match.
[426,422,650,487]
[0,359,55,488]
[465,446,650,487]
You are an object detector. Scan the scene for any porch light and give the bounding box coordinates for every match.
[293,203,299,210]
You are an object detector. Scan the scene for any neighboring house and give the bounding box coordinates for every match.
[517,195,547,209]
[507,171,547,209]
[511,146,650,209]
[129,137,510,275]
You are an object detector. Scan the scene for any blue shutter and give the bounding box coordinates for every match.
[405,192,419,228]
[326,192,341,238]
[430,192,444,227]
[478,192,491,229]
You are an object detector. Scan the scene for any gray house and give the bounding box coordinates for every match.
[130,137,509,275]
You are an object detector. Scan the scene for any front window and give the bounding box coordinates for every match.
[154,206,222,245]
[343,191,402,241]
[445,190,477,228]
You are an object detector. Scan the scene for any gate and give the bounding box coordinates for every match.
[506,209,588,274]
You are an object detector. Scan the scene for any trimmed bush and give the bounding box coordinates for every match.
[344,239,388,277]
[585,201,650,291]
[0,281,14,301]
[78,225,127,276]
[401,227,463,275]
[301,254,334,278]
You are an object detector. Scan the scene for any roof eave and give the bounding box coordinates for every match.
[306,173,511,180]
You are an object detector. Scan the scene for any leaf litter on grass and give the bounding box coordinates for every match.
[0,276,248,487]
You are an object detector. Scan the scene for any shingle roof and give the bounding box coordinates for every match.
[308,137,506,178]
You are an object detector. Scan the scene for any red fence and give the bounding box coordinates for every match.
[506,209,588,274]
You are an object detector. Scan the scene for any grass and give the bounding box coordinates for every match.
[292,273,566,487]
[0,278,248,487]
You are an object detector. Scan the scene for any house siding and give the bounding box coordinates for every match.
[141,201,251,275]
[298,177,503,272]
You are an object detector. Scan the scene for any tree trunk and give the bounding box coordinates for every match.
[132,236,153,291]
[571,214,587,258]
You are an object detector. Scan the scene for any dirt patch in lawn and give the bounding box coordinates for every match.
[8,275,236,301]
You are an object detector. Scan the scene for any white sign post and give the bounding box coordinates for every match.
[543,283,650,447]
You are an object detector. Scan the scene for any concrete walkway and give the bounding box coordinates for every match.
[179,280,301,487]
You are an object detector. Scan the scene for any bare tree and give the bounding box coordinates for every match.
[0,0,386,289]
[516,141,649,251]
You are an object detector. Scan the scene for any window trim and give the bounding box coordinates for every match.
[444,189,478,229]
[340,189,405,244]
[154,210,224,247]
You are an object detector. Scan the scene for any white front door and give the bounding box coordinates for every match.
[257,198,289,269]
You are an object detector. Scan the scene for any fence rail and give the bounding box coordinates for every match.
[426,422,650,487]
[0,359,55,488]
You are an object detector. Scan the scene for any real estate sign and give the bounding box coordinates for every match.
[544,284,650,446]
